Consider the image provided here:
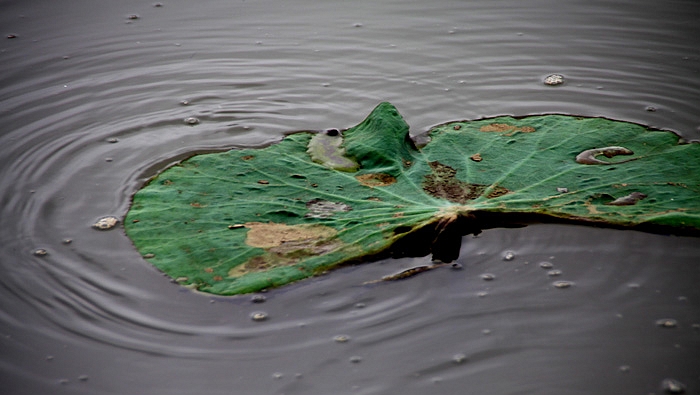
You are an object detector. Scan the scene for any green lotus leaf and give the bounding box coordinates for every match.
[124,102,700,295]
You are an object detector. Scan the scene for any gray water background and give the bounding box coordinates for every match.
[1,0,699,394]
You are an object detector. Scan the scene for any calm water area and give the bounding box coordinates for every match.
[1,0,699,394]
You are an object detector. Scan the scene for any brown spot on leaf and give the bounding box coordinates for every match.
[392,212,404,218]
[213,276,223,281]
[257,180,269,185]
[453,124,461,130]
[204,267,214,273]
[486,185,510,198]
[356,173,397,187]
[190,202,205,208]
[423,161,509,203]
[229,223,343,278]
[241,155,255,160]
[470,153,482,162]
[244,222,337,249]
[480,123,536,136]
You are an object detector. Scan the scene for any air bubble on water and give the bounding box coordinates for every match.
[661,378,686,394]
[78,375,89,382]
[618,365,631,373]
[93,216,119,230]
[477,291,488,298]
[33,248,48,257]
[452,353,467,363]
[543,74,564,86]
[353,22,363,28]
[251,294,266,303]
[431,377,443,384]
[107,137,119,143]
[481,273,495,281]
[655,318,678,328]
[547,270,562,277]
[250,311,268,321]
[502,251,515,261]
[321,82,331,87]
[645,106,657,112]
[46,355,54,361]
[184,117,199,125]
[481,329,491,335]
[128,14,140,20]
[539,262,553,269]
[552,280,573,289]
[333,334,350,343]
[627,283,641,289]
[354,302,366,308]
[58,378,69,385]
[105,157,113,162]
[61,239,72,245]
[349,356,362,363]
[153,2,163,7]
[272,372,284,380]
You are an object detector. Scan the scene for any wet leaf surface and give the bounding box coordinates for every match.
[125,102,700,294]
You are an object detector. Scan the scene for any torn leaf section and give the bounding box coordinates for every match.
[575,146,635,165]
[306,199,352,218]
[423,161,509,203]
[307,132,359,171]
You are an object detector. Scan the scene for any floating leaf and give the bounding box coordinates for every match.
[125,102,700,295]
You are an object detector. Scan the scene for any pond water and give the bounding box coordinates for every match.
[1,0,699,394]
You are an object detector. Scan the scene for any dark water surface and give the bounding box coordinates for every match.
[1,0,699,394]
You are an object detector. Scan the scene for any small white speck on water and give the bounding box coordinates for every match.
[547,270,562,277]
[544,74,564,86]
[539,262,553,269]
[184,117,199,125]
[655,318,678,328]
[33,248,48,257]
[502,251,515,261]
[349,355,363,363]
[250,311,268,322]
[452,353,467,363]
[661,378,686,394]
[333,334,350,343]
[93,216,119,230]
[481,273,496,281]
[553,280,573,289]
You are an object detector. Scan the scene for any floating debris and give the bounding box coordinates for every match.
[127,14,140,20]
[333,334,350,343]
[661,378,686,394]
[184,117,199,125]
[645,106,657,112]
[556,187,568,193]
[552,280,573,289]
[250,311,268,321]
[33,248,48,257]
[106,137,119,143]
[481,273,496,281]
[143,253,155,259]
[61,238,72,245]
[452,353,467,364]
[93,216,119,230]
[656,318,678,328]
[250,294,266,303]
[544,74,565,86]
[502,251,515,261]
[470,153,483,162]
